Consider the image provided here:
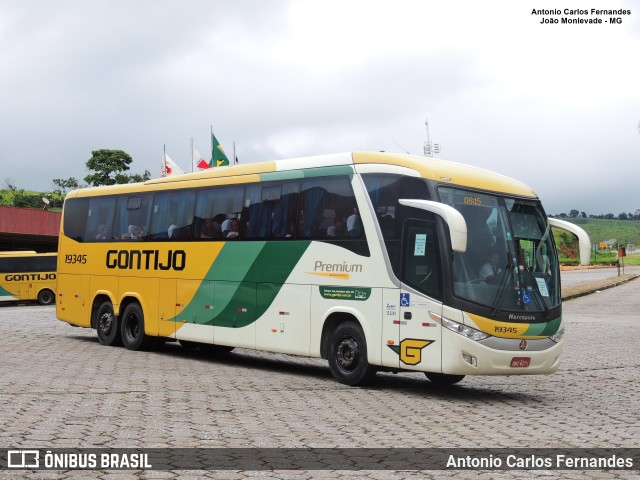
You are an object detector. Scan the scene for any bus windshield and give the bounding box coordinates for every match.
[439,187,560,314]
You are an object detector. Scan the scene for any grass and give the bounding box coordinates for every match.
[552,218,640,265]
[559,251,640,266]
[555,217,640,246]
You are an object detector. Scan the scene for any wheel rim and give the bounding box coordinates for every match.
[98,312,115,336]
[336,337,360,372]
[41,292,52,304]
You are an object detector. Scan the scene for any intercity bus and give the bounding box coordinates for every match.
[0,251,57,305]
[56,152,589,385]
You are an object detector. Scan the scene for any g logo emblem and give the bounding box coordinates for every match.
[388,338,434,365]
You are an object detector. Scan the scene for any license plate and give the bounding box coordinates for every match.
[511,357,531,368]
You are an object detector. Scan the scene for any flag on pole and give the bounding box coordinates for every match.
[211,130,229,167]
[161,152,184,177]
[193,147,210,170]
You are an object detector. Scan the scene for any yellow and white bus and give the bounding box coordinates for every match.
[0,251,57,305]
[56,152,589,385]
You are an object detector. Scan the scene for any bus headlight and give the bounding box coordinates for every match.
[549,327,565,343]
[441,317,490,341]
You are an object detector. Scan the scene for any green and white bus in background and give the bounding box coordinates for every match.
[56,152,589,385]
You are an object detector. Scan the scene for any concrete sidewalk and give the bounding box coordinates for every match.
[561,265,640,300]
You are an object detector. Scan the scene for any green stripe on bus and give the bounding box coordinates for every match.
[173,241,310,328]
[259,165,354,182]
[523,316,561,336]
[0,285,15,296]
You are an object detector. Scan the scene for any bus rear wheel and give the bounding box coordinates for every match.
[121,303,151,350]
[328,321,376,386]
[96,301,121,346]
[425,372,465,386]
[37,289,54,305]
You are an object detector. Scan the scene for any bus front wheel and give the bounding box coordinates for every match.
[37,289,54,306]
[328,321,376,386]
[425,372,465,386]
[96,301,121,346]
[121,303,151,350]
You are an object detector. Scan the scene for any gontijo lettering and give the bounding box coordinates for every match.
[5,273,56,281]
[106,250,186,271]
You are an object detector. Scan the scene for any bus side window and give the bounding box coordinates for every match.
[300,177,359,239]
[114,195,152,241]
[150,190,196,241]
[243,181,298,240]
[63,198,90,242]
[362,174,432,276]
[195,185,244,241]
[245,184,274,239]
[85,197,116,242]
[272,185,299,239]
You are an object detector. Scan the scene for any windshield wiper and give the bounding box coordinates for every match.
[490,258,512,317]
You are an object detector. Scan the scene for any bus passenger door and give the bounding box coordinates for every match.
[381,288,400,368]
[397,220,443,374]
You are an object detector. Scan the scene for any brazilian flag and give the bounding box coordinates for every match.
[211,131,229,167]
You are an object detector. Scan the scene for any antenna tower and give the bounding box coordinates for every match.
[423,118,440,157]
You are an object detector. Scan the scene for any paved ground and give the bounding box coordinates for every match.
[0,270,638,479]
[561,265,640,289]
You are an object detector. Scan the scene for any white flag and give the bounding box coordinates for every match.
[193,147,210,171]
[161,153,184,177]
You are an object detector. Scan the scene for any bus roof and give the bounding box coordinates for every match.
[66,152,537,199]
[353,152,537,198]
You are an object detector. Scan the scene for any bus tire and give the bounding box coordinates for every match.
[425,372,465,386]
[328,321,376,386]
[120,303,151,350]
[96,301,121,346]
[37,289,54,305]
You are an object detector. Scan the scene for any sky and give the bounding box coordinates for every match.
[0,0,638,216]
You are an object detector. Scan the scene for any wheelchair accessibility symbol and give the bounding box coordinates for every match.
[400,293,410,307]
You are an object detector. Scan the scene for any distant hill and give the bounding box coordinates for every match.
[553,217,640,246]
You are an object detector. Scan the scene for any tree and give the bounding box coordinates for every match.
[1,180,43,209]
[569,209,579,218]
[128,170,151,183]
[52,177,80,196]
[84,149,149,186]
[85,149,133,186]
